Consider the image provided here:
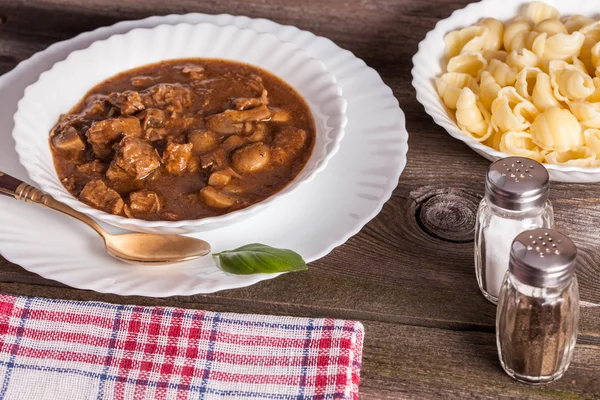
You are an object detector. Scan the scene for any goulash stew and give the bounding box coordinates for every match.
[49,59,315,221]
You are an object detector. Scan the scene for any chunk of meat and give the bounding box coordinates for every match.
[76,160,106,174]
[199,148,226,170]
[144,128,169,141]
[273,126,307,154]
[81,94,110,119]
[52,126,86,154]
[86,117,142,159]
[181,65,205,80]
[113,137,161,180]
[106,164,130,182]
[231,143,271,173]
[271,127,307,165]
[138,108,165,129]
[141,111,200,141]
[54,114,82,133]
[137,108,167,141]
[188,130,218,153]
[141,84,192,112]
[108,91,145,115]
[79,180,124,215]
[124,190,161,217]
[208,168,242,188]
[270,148,287,165]
[232,90,269,111]
[221,135,247,152]
[204,105,271,134]
[199,186,237,208]
[162,143,193,175]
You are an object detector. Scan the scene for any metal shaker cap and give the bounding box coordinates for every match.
[509,229,577,288]
[486,157,549,211]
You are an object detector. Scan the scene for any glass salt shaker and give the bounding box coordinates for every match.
[475,157,554,304]
[496,229,579,384]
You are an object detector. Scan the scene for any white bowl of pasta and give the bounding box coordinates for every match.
[412,0,600,182]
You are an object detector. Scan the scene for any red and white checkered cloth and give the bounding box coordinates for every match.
[0,294,364,399]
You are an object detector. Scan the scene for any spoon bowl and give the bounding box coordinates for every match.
[105,233,211,265]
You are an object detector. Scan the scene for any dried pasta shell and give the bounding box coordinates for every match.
[571,56,588,74]
[491,87,539,132]
[568,101,600,128]
[507,48,541,71]
[579,21,600,74]
[562,15,594,34]
[546,32,585,61]
[456,87,493,141]
[587,77,600,102]
[531,72,561,111]
[545,146,596,166]
[487,59,517,87]
[534,18,567,36]
[444,25,488,59]
[527,2,559,26]
[549,60,595,101]
[531,31,585,61]
[527,31,546,57]
[584,128,600,157]
[504,19,531,53]
[479,18,505,51]
[588,41,600,79]
[499,130,546,162]
[515,67,544,98]
[530,106,584,152]
[480,71,502,111]
[447,52,488,77]
[436,72,479,109]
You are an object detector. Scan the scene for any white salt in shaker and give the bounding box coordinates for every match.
[474,157,554,304]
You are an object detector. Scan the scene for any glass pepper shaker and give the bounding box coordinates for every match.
[496,228,579,384]
[475,157,554,304]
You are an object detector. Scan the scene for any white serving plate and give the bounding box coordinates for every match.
[13,22,347,234]
[412,0,600,183]
[0,13,407,296]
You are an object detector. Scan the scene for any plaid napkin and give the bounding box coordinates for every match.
[0,294,363,399]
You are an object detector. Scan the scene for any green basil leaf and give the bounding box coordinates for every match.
[214,243,307,275]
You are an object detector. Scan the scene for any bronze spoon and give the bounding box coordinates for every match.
[0,171,211,265]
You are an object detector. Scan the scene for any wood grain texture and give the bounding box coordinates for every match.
[0,0,599,398]
[415,188,480,242]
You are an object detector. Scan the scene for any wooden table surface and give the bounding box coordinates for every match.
[0,0,599,398]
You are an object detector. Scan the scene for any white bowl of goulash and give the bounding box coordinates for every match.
[412,0,600,182]
[13,23,347,233]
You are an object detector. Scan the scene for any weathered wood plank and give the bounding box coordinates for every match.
[359,321,600,400]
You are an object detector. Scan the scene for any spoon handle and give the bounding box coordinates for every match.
[0,171,24,198]
[0,171,107,239]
